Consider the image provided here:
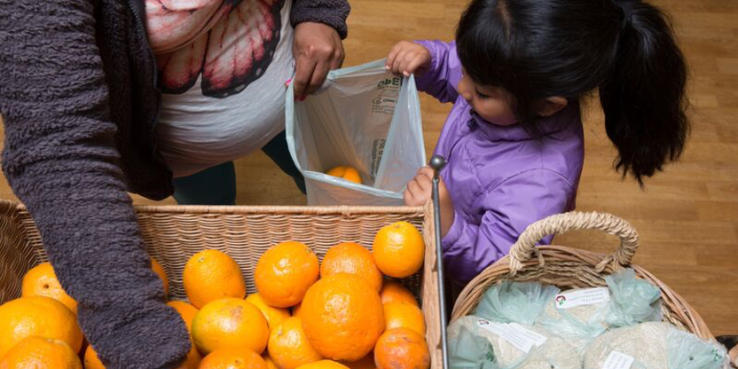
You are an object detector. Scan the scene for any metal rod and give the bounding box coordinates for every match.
[429,155,449,369]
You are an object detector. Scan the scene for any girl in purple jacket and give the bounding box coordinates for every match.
[387,0,688,283]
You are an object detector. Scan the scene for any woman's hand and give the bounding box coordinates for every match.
[292,22,345,100]
[386,41,431,77]
[404,167,454,237]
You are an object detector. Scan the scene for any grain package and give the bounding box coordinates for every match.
[582,322,728,369]
[448,315,581,369]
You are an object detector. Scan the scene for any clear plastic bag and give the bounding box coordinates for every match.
[448,316,582,369]
[535,268,663,353]
[666,328,729,369]
[582,322,728,369]
[449,323,501,369]
[605,268,662,327]
[285,59,426,205]
[473,281,560,325]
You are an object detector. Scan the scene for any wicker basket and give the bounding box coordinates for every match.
[0,199,444,367]
[451,211,715,341]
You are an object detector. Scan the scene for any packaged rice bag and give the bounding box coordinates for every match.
[582,322,728,369]
[448,315,581,369]
[473,281,560,325]
[535,269,662,353]
[605,268,663,327]
[449,323,500,369]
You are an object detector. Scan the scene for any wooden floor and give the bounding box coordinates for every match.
[0,0,736,335]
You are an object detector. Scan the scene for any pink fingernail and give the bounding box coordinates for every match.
[284,78,292,87]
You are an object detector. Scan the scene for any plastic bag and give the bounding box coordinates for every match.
[535,268,662,353]
[473,281,560,325]
[448,316,582,369]
[605,268,662,327]
[667,328,729,369]
[582,322,728,369]
[449,323,501,369]
[285,59,426,205]
[536,287,610,353]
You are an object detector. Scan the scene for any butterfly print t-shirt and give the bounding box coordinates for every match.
[148,0,294,177]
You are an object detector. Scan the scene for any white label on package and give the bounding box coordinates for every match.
[602,351,635,369]
[475,319,548,353]
[554,287,610,309]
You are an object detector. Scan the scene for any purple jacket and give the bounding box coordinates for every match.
[415,40,584,283]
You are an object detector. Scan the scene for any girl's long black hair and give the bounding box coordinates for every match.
[456,0,689,183]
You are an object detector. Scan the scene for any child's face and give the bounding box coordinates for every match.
[458,68,517,126]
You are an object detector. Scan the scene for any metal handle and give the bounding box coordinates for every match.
[429,155,449,369]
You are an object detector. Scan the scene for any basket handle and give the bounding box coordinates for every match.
[508,212,639,275]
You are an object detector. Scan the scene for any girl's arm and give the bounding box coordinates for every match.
[386,40,461,104]
[442,170,575,283]
[0,1,190,367]
[412,40,463,104]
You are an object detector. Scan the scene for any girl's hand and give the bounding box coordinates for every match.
[404,167,454,236]
[386,41,431,77]
[293,22,345,99]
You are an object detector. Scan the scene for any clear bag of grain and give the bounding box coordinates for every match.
[605,268,662,327]
[582,322,729,369]
[535,268,662,353]
[448,315,582,369]
[473,281,560,325]
[449,323,501,369]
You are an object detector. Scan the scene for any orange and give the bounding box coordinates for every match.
[300,274,384,362]
[379,282,418,307]
[326,166,362,184]
[296,360,351,369]
[372,222,425,278]
[382,302,426,336]
[151,258,170,297]
[255,242,319,308]
[167,301,203,369]
[167,301,199,331]
[0,296,83,358]
[21,262,78,314]
[83,346,105,369]
[184,250,246,308]
[374,329,429,369]
[199,347,266,369]
[268,317,322,369]
[320,242,383,292]
[0,337,82,369]
[247,293,291,330]
[340,354,375,369]
[192,298,269,355]
[177,346,203,369]
[264,355,279,369]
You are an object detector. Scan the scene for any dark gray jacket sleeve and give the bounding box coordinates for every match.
[290,0,351,39]
[0,1,189,368]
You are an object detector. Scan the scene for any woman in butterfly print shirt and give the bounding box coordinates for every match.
[0,0,348,367]
[147,0,348,203]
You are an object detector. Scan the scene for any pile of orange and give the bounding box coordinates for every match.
[325,166,362,185]
[0,258,170,369]
[0,221,428,369]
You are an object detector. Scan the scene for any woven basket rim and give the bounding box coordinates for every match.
[3,199,425,216]
[134,204,425,215]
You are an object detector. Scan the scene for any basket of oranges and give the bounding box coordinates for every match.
[0,199,444,369]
